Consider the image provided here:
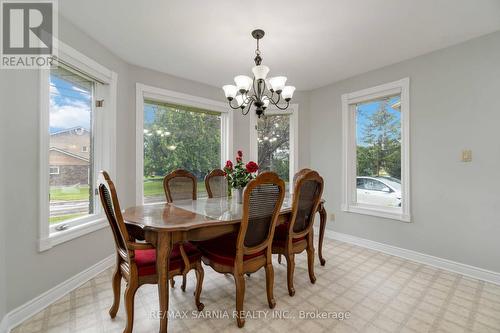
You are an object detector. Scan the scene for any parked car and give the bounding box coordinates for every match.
[357,176,401,207]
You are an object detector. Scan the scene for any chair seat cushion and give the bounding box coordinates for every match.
[197,232,265,266]
[272,222,306,248]
[135,242,201,276]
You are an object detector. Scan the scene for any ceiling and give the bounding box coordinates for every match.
[59,0,500,91]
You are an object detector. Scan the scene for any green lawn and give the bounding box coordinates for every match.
[144,177,206,198]
[50,185,90,201]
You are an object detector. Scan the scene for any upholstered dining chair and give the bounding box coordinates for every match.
[196,171,285,328]
[163,169,197,290]
[98,171,204,333]
[204,168,228,198]
[272,169,324,296]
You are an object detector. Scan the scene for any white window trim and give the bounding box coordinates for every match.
[249,104,299,193]
[39,40,117,252]
[135,83,233,205]
[341,78,411,222]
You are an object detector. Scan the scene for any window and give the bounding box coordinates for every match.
[250,107,298,191]
[49,66,95,225]
[342,78,410,221]
[39,41,117,251]
[136,84,232,204]
[49,166,60,175]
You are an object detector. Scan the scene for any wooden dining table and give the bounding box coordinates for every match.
[123,194,327,333]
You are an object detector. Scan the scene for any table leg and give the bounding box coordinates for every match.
[318,203,327,266]
[156,232,172,333]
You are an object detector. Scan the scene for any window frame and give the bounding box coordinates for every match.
[49,166,60,175]
[39,40,117,251]
[341,78,410,222]
[249,105,299,193]
[135,83,233,205]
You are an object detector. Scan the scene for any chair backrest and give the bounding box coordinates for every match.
[163,169,197,203]
[288,169,324,237]
[205,169,228,198]
[293,168,312,185]
[98,171,131,261]
[236,171,285,258]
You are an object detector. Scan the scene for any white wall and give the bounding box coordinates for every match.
[308,31,500,272]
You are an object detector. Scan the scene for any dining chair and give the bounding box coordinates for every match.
[277,168,311,265]
[163,169,197,202]
[196,171,285,328]
[163,169,197,290]
[98,171,204,333]
[272,169,324,296]
[204,168,228,198]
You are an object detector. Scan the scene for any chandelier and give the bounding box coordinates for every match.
[222,29,295,118]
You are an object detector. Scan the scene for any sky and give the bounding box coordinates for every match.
[356,96,401,146]
[49,74,92,133]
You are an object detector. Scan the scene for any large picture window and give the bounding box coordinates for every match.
[136,84,232,204]
[143,101,222,203]
[342,78,410,221]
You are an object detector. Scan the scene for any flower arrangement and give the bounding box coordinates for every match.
[224,150,259,201]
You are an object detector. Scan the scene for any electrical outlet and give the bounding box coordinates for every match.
[461,149,472,162]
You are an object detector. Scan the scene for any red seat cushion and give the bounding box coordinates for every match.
[135,242,201,276]
[272,222,306,247]
[197,232,265,266]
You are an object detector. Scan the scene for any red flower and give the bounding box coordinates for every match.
[225,160,233,170]
[237,150,243,158]
[236,156,242,163]
[246,161,259,173]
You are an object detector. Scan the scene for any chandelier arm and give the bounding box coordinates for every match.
[272,100,290,111]
[268,93,281,105]
[242,99,254,115]
[228,99,242,110]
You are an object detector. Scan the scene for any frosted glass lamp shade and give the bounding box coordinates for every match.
[235,95,248,108]
[262,96,270,109]
[269,76,287,93]
[234,75,253,92]
[252,65,270,80]
[222,85,238,100]
[281,86,296,101]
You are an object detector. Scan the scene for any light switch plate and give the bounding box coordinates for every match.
[461,150,472,162]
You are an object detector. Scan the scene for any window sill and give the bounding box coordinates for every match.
[39,218,109,252]
[342,204,411,222]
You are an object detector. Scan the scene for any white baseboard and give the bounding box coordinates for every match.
[318,228,500,286]
[2,254,115,333]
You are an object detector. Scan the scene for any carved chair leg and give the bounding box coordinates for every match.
[306,240,317,284]
[265,263,276,309]
[170,277,175,288]
[278,254,282,264]
[194,263,205,311]
[181,274,187,292]
[123,280,138,333]
[285,253,296,296]
[109,267,121,318]
[234,273,246,328]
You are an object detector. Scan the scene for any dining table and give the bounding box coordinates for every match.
[123,193,327,333]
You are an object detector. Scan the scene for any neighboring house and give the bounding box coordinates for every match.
[49,127,90,186]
